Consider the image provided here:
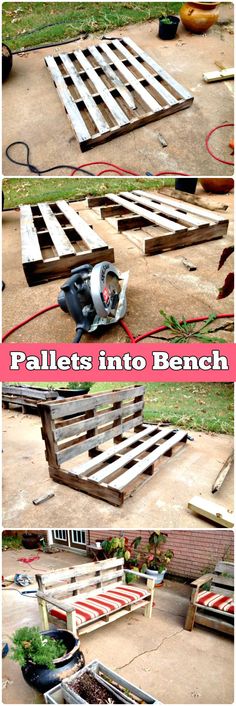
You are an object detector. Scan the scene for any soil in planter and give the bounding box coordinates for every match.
[70,672,122,704]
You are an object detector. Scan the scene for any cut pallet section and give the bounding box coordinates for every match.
[39,386,189,506]
[45,36,193,152]
[2,384,58,413]
[87,190,228,255]
[20,200,114,286]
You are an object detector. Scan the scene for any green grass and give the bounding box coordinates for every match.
[7,382,234,434]
[3,177,174,209]
[3,2,182,51]
[91,382,234,434]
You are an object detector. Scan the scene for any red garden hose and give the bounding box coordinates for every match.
[205,123,234,166]
[2,306,234,343]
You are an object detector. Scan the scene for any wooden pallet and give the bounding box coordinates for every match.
[2,384,58,413]
[20,200,114,285]
[39,386,188,506]
[87,190,229,255]
[45,36,193,152]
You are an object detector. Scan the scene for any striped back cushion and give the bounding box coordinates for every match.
[196,591,234,614]
[50,585,149,625]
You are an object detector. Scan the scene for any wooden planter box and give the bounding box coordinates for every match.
[44,661,161,704]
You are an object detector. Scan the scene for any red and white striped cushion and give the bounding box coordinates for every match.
[50,585,149,625]
[196,591,234,614]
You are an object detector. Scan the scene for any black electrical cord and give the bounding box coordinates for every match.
[5,141,94,176]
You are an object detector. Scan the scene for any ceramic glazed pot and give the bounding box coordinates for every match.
[22,533,40,549]
[200,178,234,193]
[22,630,85,693]
[180,2,220,33]
[146,568,166,585]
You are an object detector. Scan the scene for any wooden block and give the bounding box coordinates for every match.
[188,496,234,527]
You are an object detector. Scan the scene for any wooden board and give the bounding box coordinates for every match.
[45,37,193,152]
[87,190,228,255]
[188,496,234,528]
[20,200,114,285]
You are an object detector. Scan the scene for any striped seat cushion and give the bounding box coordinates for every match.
[196,590,234,614]
[49,585,149,625]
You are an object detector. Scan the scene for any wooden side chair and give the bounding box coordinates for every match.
[185,561,234,636]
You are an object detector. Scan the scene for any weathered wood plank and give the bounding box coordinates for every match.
[70,425,156,477]
[188,496,234,528]
[122,191,210,226]
[38,202,76,257]
[47,385,145,420]
[56,200,108,250]
[89,427,173,483]
[88,44,136,110]
[53,400,144,442]
[105,193,186,232]
[20,205,43,264]
[110,430,187,490]
[124,37,193,100]
[100,41,162,112]
[133,190,228,224]
[59,53,110,134]
[56,415,144,464]
[45,55,91,142]
[112,38,178,107]
[74,49,130,127]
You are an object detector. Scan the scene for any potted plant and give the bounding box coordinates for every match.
[159,13,180,40]
[11,626,84,693]
[141,531,174,585]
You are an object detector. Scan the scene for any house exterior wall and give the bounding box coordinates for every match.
[88,529,234,579]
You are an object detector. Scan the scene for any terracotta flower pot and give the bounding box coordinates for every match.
[200,178,234,194]
[180,2,220,33]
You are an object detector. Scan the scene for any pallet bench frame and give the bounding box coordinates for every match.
[39,385,188,506]
[45,36,193,152]
[20,199,114,285]
[2,384,58,413]
[185,561,234,635]
[87,190,228,255]
[36,557,155,637]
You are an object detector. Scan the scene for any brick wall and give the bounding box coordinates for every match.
[88,529,234,579]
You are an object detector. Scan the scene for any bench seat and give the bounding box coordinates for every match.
[49,585,150,625]
[196,590,234,614]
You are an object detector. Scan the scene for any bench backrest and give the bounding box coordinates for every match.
[211,561,234,597]
[36,557,124,598]
[39,385,145,467]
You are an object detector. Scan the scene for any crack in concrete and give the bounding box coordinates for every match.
[117,627,184,670]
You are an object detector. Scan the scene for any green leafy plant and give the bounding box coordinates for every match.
[159,311,227,343]
[141,531,174,573]
[11,627,66,669]
[160,15,173,24]
[66,382,93,392]
[2,535,22,550]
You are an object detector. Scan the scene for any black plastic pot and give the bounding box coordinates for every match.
[57,388,89,398]
[175,178,198,194]
[2,44,13,82]
[22,629,85,693]
[159,15,179,40]
[22,533,40,550]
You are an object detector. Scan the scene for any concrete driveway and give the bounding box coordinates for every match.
[2,6,234,176]
[2,549,234,704]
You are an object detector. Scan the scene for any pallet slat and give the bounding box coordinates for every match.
[20,200,114,285]
[88,190,228,255]
[45,37,193,151]
[70,425,155,477]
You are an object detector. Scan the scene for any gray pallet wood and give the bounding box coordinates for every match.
[45,37,193,151]
[87,190,228,255]
[20,200,114,285]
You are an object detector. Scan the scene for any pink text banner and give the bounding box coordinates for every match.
[0,343,235,382]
